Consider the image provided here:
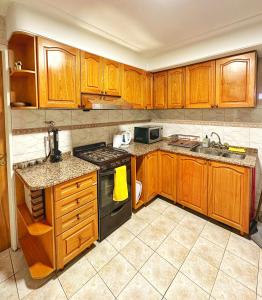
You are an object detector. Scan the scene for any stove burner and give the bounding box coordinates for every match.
[80,148,125,163]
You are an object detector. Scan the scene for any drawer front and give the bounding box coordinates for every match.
[55,185,97,218]
[56,200,97,236]
[55,172,97,201]
[56,214,98,269]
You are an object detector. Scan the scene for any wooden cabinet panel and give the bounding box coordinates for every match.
[145,151,159,201]
[133,69,144,109]
[208,161,250,233]
[177,155,208,215]
[122,65,134,104]
[159,152,176,201]
[153,71,167,109]
[38,37,80,108]
[103,59,122,96]
[168,68,185,108]
[144,72,153,109]
[186,61,215,108]
[216,52,257,108]
[81,52,103,94]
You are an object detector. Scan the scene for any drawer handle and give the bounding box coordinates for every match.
[76,198,80,205]
[76,182,81,188]
[76,214,80,220]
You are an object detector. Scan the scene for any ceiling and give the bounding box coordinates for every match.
[2,0,262,57]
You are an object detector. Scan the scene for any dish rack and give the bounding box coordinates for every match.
[167,134,201,149]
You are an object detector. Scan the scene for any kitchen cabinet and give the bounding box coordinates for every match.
[158,151,176,201]
[38,37,81,108]
[167,68,186,108]
[145,151,159,201]
[186,61,215,108]
[177,155,208,215]
[144,72,153,109]
[215,52,257,108]
[103,58,122,96]
[208,161,250,233]
[153,71,167,109]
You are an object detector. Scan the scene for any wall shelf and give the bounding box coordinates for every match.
[10,69,36,77]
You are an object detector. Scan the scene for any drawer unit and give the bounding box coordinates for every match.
[55,185,97,218]
[56,214,98,269]
[55,200,97,236]
[54,172,97,201]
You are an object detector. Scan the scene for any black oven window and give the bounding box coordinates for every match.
[150,129,160,140]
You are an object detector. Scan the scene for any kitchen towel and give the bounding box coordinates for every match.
[113,165,128,201]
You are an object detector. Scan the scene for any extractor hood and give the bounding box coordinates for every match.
[81,94,133,110]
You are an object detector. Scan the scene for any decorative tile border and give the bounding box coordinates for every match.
[12,119,151,135]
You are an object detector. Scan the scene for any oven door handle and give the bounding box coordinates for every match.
[100,170,116,176]
[110,203,126,216]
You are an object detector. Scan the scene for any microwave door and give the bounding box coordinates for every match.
[150,129,160,141]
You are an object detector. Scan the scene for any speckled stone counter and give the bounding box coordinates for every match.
[123,141,257,168]
[16,156,99,190]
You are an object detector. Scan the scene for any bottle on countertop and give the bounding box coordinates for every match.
[202,135,210,148]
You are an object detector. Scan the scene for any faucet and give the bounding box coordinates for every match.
[210,132,222,148]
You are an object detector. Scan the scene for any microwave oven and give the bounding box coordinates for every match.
[134,126,163,144]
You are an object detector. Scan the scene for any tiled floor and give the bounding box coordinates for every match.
[1,197,262,299]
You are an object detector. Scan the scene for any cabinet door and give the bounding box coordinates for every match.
[177,155,208,215]
[133,68,144,109]
[145,152,159,202]
[216,52,256,108]
[153,71,167,109]
[38,38,80,108]
[122,65,134,104]
[144,72,153,109]
[186,61,215,108]
[159,152,176,201]
[81,52,103,94]
[208,161,250,233]
[103,59,122,96]
[168,68,185,108]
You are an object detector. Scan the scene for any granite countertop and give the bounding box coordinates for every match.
[123,141,257,168]
[16,156,99,191]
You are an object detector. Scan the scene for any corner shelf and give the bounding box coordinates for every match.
[10,69,36,77]
[17,203,52,236]
[11,106,38,110]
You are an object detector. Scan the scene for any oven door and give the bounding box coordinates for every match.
[98,163,131,218]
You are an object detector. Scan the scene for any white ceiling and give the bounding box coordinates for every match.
[2,0,262,57]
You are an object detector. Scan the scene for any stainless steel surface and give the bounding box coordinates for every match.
[81,94,133,109]
[191,146,246,160]
[222,152,246,159]
[211,132,223,147]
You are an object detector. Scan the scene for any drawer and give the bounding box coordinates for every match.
[54,172,97,201]
[56,214,98,269]
[55,200,97,236]
[55,185,97,218]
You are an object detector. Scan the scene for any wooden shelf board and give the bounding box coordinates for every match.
[17,203,52,236]
[134,200,144,210]
[11,106,38,110]
[10,69,35,77]
[20,234,54,279]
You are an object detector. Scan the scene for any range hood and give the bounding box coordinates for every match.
[81,94,133,110]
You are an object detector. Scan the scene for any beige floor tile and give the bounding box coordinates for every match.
[169,224,199,249]
[151,215,177,235]
[191,237,224,268]
[163,205,187,223]
[260,250,262,269]
[70,274,115,300]
[220,251,258,292]
[86,239,117,271]
[140,253,178,295]
[0,249,13,283]
[257,269,262,296]
[118,273,162,300]
[58,256,96,298]
[107,226,135,251]
[258,296,262,300]
[0,276,19,300]
[123,214,149,236]
[135,206,161,224]
[120,237,153,270]
[200,222,230,248]
[9,248,27,274]
[138,224,167,250]
[211,271,256,300]
[149,198,170,214]
[165,272,209,300]
[226,234,259,267]
[179,213,206,235]
[180,252,218,293]
[156,236,190,269]
[99,254,136,297]
[23,277,66,300]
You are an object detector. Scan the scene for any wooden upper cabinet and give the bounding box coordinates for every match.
[38,37,80,108]
[122,65,134,104]
[144,72,153,109]
[153,71,167,109]
[81,52,103,94]
[208,161,250,233]
[186,61,215,108]
[177,155,208,215]
[145,151,159,202]
[103,59,122,96]
[215,52,257,108]
[168,68,185,108]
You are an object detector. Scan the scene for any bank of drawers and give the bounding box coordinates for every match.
[55,172,98,269]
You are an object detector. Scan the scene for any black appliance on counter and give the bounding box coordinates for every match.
[73,142,132,241]
[134,125,163,144]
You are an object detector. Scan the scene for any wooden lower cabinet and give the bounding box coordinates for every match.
[177,155,208,215]
[208,161,251,233]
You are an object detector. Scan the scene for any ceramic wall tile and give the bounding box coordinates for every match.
[45,110,72,126]
[71,110,109,125]
[223,126,250,147]
[12,133,46,157]
[108,110,123,122]
[11,110,46,129]
[202,109,225,121]
[184,109,203,121]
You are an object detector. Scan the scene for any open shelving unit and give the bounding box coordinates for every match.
[131,156,146,210]
[8,33,38,109]
[16,175,55,279]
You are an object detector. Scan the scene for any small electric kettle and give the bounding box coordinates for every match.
[113,131,131,148]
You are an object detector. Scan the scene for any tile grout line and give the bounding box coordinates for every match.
[7,249,20,300]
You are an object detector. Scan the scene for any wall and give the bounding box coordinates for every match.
[0,16,6,46]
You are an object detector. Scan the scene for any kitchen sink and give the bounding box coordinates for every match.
[190,146,246,160]
[222,152,246,160]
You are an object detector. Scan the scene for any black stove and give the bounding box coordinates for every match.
[73,142,132,241]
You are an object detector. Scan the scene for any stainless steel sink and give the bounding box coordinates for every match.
[191,146,223,157]
[222,152,246,160]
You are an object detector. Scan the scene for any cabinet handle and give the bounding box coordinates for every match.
[216,104,219,108]
[104,91,107,94]
[76,198,80,204]
[76,214,80,220]
[76,182,81,188]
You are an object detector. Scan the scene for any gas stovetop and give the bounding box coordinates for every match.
[73,142,130,171]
